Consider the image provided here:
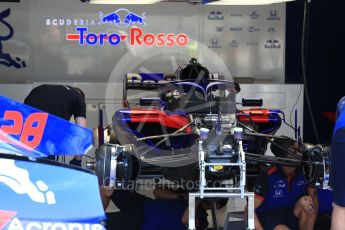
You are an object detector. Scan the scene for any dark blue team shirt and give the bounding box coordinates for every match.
[255,166,307,212]
[317,189,333,213]
[330,96,345,206]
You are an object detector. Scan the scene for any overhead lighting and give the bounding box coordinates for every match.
[88,0,161,4]
[207,0,294,5]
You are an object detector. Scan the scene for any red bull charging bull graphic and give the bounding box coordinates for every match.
[0,8,26,69]
[64,8,189,47]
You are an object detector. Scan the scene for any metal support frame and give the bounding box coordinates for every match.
[239,140,246,197]
[188,192,254,230]
[198,139,247,197]
[191,135,254,229]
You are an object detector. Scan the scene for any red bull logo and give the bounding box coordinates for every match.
[66,27,189,47]
[63,8,189,47]
[99,8,146,27]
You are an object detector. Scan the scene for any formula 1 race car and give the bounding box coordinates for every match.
[91,59,332,229]
[95,59,312,190]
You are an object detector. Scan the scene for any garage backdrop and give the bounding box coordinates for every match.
[0,0,285,83]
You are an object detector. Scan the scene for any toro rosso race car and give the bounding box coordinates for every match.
[94,59,296,191]
[93,59,330,192]
[92,59,334,229]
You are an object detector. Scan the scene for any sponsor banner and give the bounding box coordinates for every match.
[203,5,285,82]
[0,95,92,157]
[267,26,276,33]
[249,11,260,19]
[230,13,242,17]
[229,27,242,32]
[208,11,224,20]
[208,39,221,49]
[215,26,224,32]
[127,73,165,84]
[228,40,239,48]
[265,39,281,49]
[267,10,280,20]
[0,215,105,230]
[248,26,260,32]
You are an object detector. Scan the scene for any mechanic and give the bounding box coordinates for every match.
[253,138,317,230]
[330,96,345,230]
[24,84,87,166]
[100,186,215,230]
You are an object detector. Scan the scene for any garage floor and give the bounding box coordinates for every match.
[106,181,247,229]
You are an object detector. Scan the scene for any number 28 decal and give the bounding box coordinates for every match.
[0,111,48,150]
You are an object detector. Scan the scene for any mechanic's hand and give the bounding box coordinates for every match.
[69,158,82,167]
[302,196,315,215]
[99,186,114,209]
[100,186,115,197]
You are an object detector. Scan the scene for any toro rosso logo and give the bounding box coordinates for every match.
[67,27,188,47]
[66,9,189,47]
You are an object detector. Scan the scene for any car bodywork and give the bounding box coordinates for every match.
[0,95,105,230]
[112,73,283,179]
